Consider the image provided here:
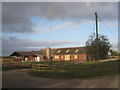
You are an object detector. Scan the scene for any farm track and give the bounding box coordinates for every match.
[2,69,119,88]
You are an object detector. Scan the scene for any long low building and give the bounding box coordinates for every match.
[10,47,90,62]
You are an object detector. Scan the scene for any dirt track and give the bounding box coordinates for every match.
[2,69,119,88]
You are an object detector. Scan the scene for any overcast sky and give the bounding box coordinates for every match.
[2,2,118,56]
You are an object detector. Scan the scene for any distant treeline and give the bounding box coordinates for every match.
[110,50,120,56]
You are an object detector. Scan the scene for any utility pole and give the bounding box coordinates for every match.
[95,12,99,62]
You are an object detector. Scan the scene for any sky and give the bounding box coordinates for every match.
[2,2,118,56]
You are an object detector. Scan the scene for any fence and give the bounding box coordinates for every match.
[32,60,84,71]
[2,61,33,70]
[32,64,50,71]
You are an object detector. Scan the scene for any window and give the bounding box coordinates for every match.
[84,55,86,59]
[54,56,59,59]
[65,55,70,60]
[61,55,64,59]
[57,50,61,53]
[74,55,78,59]
[66,50,70,53]
[75,49,79,53]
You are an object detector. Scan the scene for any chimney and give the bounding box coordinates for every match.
[46,47,51,59]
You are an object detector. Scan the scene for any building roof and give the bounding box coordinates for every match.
[10,51,37,57]
[52,47,86,55]
[31,51,45,55]
[10,47,86,57]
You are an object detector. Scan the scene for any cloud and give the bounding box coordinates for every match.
[2,2,118,55]
[2,2,117,34]
[3,0,119,2]
[111,43,118,52]
[33,21,82,31]
[2,14,34,34]
[2,36,83,56]
[9,36,19,41]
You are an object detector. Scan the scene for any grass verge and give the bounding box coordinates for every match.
[28,60,119,79]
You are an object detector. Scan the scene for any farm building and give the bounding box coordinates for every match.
[10,47,90,63]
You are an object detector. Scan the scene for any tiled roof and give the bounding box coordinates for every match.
[52,47,86,55]
[10,51,36,57]
[10,47,86,56]
[31,51,45,55]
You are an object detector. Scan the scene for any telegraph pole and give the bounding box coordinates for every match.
[95,12,99,62]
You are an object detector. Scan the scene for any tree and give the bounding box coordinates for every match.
[86,33,111,61]
[110,50,120,56]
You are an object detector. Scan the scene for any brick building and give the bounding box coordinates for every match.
[10,47,90,62]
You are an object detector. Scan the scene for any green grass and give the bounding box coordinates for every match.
[28,60,119,79]
[2,63,32,71]
[2,61,40,71]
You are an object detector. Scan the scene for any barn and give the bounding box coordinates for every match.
[10,47,90,63]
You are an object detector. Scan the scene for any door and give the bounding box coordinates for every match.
[36,56,40,62]
[25,57,27,61]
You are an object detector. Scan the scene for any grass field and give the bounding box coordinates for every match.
[2,62,36,71]
[28,60,119,79]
